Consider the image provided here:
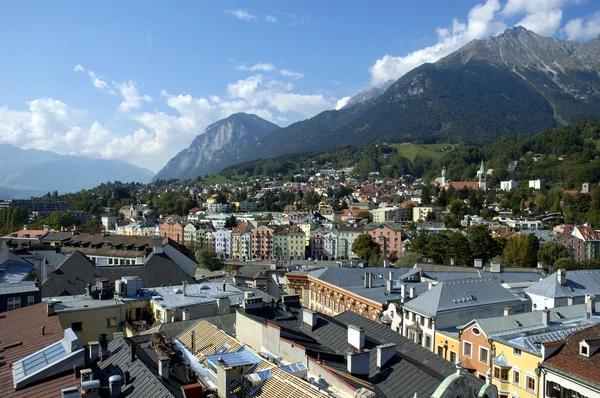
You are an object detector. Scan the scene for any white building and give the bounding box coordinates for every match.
[323,230,338,260]
[212,229,232,259]
[528,179,545,190]
[500,180,519,191]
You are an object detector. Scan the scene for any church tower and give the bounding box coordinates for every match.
[478,159,487,190]
[441,167,447,186]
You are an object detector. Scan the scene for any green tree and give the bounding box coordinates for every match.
[537,241,570,267]
[224,215,238,229]
[468,225,499,265]
[195,248,223,271]
[352,234,380,263]
[446,231,472,266]
[502,234,539,267]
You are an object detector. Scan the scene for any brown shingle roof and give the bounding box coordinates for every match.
[543,324,600,386]
[0,303,76,398]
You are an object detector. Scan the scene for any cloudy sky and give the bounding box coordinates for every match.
[1,0,599,172]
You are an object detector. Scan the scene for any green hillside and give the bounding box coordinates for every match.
[392,143,459,162]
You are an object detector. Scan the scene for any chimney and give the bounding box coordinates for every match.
[537,262,544,269]
[223,279,227,291]
[131,342,137,363]
[158,356,170,380]
[428,282,433,290]
[61,387,79,398]
[376,343,397,371]
[190,330,195,354]
[348,325,365,350]
[89,341,100,363]
[568,296,574,306]
[217,297,230,314]
[474,259,483,268]
[503,308,512,316]
[364,272,371,288]
[182,281,187,296]
[542,309,550,326]
[401,283,407,300]
[409,286,416,299]
[109,375,122,398]
[152,238,163,254]
[347,350,370,376]
[557,269,566,286]
[389,271,394,281]
[47,301,56,316]
[216,361,236,398]
[303,308,318,331]
[386,279,393,294]
[182,309,190,321]
[586,295,595,318]
[490,262,501,273]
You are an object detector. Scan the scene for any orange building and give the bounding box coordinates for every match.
[458,320,492,380]
[364,223,403,256]
[251,225,274,260]
[159,221,184,244]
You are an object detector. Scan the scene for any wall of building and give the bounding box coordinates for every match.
[434,332,460,363]
[459,323,492,379]
[56,305,125,345]
[152,301,222,324]
[0,290,41,312]
[492,341,540,398]
[235,311,265,354]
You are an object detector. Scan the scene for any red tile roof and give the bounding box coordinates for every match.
[543,324,600,386]
[0,303,76,398]
[444,182,480,191]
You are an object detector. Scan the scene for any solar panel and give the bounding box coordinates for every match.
[23,342,67,376]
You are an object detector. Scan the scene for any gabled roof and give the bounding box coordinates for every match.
[0,303,74,398]
[403,279,524,317]
[42,250,196,298]
[525,270,600,299]
[542,324,600,387]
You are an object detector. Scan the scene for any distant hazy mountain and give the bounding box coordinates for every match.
[223,27,600,164]
[154,113,280,181]
[0,144,154,197]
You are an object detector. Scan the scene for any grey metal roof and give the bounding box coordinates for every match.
[498,325,594,356]
[42,250,196,298]
[423,270,543,284]
[0,282,39,295]
[239,305,480,398]
[96,337,180,398]
[403,279,524,317]
[525,270,600,298]
[473,303,600,336]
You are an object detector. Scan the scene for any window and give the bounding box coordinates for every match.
[71,322,83,332]
[463,341,473,358]
[450,351,457,363]
[405,311,409,320]
[7,297,21,310]
[427,318,432,328]
[513,348,522,356]
[419,316,424,326]
[155,309,162,322]
[525,375,536,392]
[512,370,520,386]
[411,312,416,321]
[27,295,35,306]
[494,367,509,381]
[580,344,589,356]
[106,317,117,328]
[437,346,444,357]
[479,347,489,365]
[424,335,432,350]
[472,327,481,335]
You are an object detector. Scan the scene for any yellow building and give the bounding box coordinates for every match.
[490,340,541,398]
[434,329,460,363]
[296,222,311,246]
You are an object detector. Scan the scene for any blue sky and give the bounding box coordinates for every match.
[0,0,599,172]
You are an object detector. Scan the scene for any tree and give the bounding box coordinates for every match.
[356,211,370,221]
[446,231,472,266]
[195,248,223,271]
[224,215,238,229]
[468,225,499,265]
[502,234,539,267]
[537,241,570,267]
[387,250,399,264]
[352,234,380,263]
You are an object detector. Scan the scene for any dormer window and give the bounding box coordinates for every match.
[581,345,588,356]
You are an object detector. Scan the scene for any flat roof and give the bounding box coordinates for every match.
[149,282,244,309]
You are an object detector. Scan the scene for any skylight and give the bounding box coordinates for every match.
[12,328,84,390]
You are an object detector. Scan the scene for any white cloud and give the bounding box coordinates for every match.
[335,96,351,110]
[237,63,275,72]
[87,70,116,94]
[114,80,152,112]
[224,9,256,21]
[516,9,563,36]
[265,15,278,23]
[73,64,84,72]
[280,69,304,79]
[369,0,505,86]
[502,0,573,16]
[562,11,600,41]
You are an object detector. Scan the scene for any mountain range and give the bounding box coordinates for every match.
[153,113,279,181]
[156,26,600,181]
[0,145,154,198]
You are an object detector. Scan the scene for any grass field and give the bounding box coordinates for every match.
[202,175,237,184]
[391,143,459,161]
